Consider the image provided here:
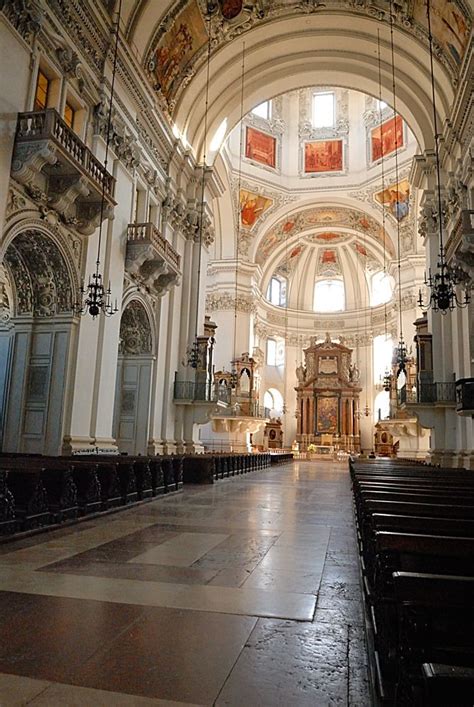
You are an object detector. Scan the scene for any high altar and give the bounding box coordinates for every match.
[295,334,362,453]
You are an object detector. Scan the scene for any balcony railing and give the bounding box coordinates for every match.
[214,403,271,419]
[173,380,231,404]
[398,382,456,406]
[15,109,115,199]
[127,223,181,271]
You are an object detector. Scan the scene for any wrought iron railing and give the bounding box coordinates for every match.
[173,380,232,403]
[398,382,456,406]
[15,109,115,198]
[214,403,271,419]
[127,222,181,271]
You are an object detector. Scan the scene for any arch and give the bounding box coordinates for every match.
[119,299,154,355]
[0,230,76,455]
[114,298,155,455]
[170,13,457,159]
[264,387,284,413]
[3,230,74,318]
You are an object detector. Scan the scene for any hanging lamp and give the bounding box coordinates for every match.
[376,29,392,394]
[417,0,470,314]
[229,40,246,389]
[282,229,289,415]
[186,7,213,367]
[387,0,409,375]
[363,230,371,418]
[74,0,122,319]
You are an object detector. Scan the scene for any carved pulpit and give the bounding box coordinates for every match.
[264,418,283,449]
[295,333,361,453]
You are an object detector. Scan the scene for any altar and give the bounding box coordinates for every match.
[295,334,362,454]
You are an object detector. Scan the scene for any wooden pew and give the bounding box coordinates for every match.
[421,663,474,707]
[393,573,474,703]
[0,470,15,535]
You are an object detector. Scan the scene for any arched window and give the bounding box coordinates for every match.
[312,92,335,128]
[267,275,287,306]
[264,388,284,413]
[371,271,393,306]
[266,338,285,366]
[252,101,272,120]
[313,279,345,312]
[374,391,390,421]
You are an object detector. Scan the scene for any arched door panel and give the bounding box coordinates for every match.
[113,300,154,456]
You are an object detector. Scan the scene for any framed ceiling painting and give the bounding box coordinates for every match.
[304,139,344,174]
[245,127,277,168]
[370,115,404,163]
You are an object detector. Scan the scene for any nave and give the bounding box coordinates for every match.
[0,461,369,706]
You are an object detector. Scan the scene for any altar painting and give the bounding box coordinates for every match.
[371,115,404,162]
[245,127,276,168]
[317,396,338,434]
[305,139,343,173]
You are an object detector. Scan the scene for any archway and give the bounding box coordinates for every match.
[2,230,75,454]
[113,299,154,455]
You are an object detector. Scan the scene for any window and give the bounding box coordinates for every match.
[313,279,345,312]
[376,99,387,111]
[267,338,277,365]
[371,271,393,306]
[251,101,271,120]
[373,334,393,384]
[64,102,75,129]
[266,338,284,366]
[312,92,335,129]
[374,391,390,421]
[267,276,286,306]
[34,70,50,111]
[264,387,284,413]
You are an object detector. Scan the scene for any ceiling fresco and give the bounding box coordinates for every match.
[144,0,471,109]
[254,205,394,265]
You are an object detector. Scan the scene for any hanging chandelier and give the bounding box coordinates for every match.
[185,9,213,367]
[417,0,470,314]
[228,41,246,380]
[377,28,392,395]
[74,1,122,319]
[387,1,408,376]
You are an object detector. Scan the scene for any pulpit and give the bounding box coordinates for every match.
[295,333,361,453]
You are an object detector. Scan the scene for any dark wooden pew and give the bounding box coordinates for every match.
[0,470,15,535]
[393,573,474,703]
[421,663,474,707]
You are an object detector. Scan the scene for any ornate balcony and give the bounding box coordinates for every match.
[126,223,181,297]
[12,109,116,235]
[455,378,474,416]
[398,382,456,407]
[446,209,474,277]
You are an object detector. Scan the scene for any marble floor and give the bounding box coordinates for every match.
[0,461,370,706]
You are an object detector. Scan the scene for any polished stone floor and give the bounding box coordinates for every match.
[0,461,370,706]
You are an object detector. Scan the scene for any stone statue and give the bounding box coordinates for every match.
[295,364,306,384]
[349,363,360,383]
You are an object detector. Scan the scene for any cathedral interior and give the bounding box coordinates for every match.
[0,0,473,705]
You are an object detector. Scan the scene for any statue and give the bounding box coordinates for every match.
[296,364,306,384]
[349,363,360,383]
